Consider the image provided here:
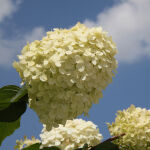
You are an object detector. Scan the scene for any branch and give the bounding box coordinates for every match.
[104,133,125,142]
[89,133,125,150]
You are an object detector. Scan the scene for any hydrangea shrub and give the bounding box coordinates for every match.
[0,21,149,150]
[13,23,118,130]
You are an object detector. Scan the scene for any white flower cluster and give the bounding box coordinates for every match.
[40,119,103,150]
[13,22,118,130]
[14,136,40,150]
[107,105,150,150]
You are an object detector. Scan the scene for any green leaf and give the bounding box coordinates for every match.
[0,118,20,146]
[0,85,20,110]
[22,143,40,150]
[10,84,28,103]
[92,141,120,150]
[83,143,88,150]
[0,99,27,122]
[0,85,28,122]
[22,143,61,150]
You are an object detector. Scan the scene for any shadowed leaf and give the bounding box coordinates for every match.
[0,85,28,122]
[0,99,27,122]
[93,141,120,150]
[0,85,20,110]
[0,118,20,146]
[22,143,61,150]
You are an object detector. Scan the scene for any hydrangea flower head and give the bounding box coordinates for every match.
[13,22,118,130]
[107,105,150,150]
[40,119,103,150]
[14,136,40,150]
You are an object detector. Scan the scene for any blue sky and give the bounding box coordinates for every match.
[0,0,150,149]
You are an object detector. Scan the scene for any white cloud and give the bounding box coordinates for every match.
[84,0,150,63]
[24,27,46,43]
[0,0,46,67]
[0,0,22,22]
[0,27,45,67]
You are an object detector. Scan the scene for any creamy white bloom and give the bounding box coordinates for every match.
[40,119,103,150]
[107,105,150,150]
[14,136,40,150]
[13,22,118,130]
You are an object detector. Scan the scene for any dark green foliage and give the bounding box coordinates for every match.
[0,85,20,110]
[22,143,61,150]
[91,140,120,150]
[0,100,27,122]
[0,84,28,146]
[0,119,20,146]
[10,84,28,103]
[83,143,88,150]
[0,85,28,122]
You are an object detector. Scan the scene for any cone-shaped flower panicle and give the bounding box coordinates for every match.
[40,119,103,150]
[13,22,118,130]
[107,105,150,150]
